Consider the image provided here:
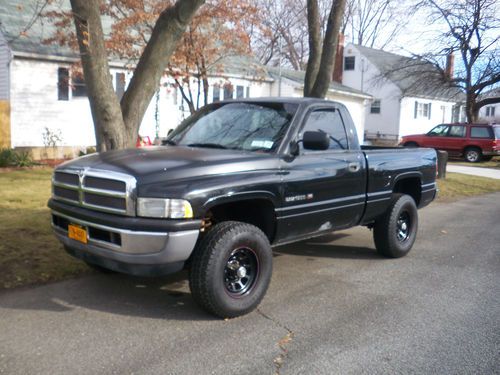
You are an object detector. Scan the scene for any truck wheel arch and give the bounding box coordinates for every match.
[392,174,422,206]
[202,193,278,243]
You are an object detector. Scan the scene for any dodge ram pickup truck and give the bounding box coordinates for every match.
[49,98,437,318]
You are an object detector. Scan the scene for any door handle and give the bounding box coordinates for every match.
[348,162,361,172]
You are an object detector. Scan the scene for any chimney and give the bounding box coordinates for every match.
[332,33,345,84]
[445,53,454,79]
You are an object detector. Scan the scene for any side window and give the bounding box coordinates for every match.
[57,67,69,101]
[428,125,449,136]
[470,127,492,138]
[449,125,465,137]
[212,85,220,102]
[301,109,348,150]
[344,56,355,71]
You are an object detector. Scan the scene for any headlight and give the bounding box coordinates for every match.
[137,198,193,219]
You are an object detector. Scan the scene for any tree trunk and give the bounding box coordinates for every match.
[308,0,346,98]
[70,0,205,151]
[120,0,205,144]
[304,0,322,97]
[70,0,126,152]
[465,92,477,123]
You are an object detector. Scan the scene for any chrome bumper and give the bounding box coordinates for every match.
[51,210,199,266]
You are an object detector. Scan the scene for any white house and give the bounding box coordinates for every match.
[478,88,500,123]
[339,43,465,144]
[0,0,371,157]
[267,67,372,143]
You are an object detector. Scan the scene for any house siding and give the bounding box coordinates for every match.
[399,97,455,136]
[342,44,403,141]
[0,31,10,100]
[9,57,274,151]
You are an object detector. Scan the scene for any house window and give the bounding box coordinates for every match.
[236,86,244,99]
[344,56,355,71]
[485,106,495,117]
[370,100,381,114]
[223,84,233,100]
[213,85,220,102]
[72,73,87,97]
[57,67,69,101]
[115,72,125,100]
[414,101,432,119]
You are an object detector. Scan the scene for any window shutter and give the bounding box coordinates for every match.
[428,103,432,119]
[414,101,418,119]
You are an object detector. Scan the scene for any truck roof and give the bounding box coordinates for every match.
[217,97,335,105]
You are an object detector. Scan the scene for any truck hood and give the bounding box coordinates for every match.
[58,146,277,183]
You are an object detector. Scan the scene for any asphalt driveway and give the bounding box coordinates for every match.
[1,193,499,375]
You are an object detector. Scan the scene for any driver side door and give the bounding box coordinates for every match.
[276,106,366,243]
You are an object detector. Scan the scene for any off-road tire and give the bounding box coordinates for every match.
[189,221,273,318]
[373,194,418,258]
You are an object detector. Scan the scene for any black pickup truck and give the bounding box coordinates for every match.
[49,98,437,318]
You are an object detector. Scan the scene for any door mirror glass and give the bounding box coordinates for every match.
[302,131,330,151]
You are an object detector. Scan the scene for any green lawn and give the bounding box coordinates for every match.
[0,168,90,289]
[0,168,499,290]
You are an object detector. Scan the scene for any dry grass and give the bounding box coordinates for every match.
[437,172,500,202]
[0,168,90,289]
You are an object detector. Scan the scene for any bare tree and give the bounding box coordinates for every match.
[415,0,500,122]
[304,0,347,98]
[68,0,205,151]
[343,0,408,49]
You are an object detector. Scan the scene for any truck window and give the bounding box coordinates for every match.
[301,109,348,150]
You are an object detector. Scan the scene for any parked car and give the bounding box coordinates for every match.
[49,98,437,318]
[136,135,153,148]
[400,123,500,162]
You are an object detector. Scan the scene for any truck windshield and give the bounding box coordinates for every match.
[494,126,500,139]
[167,102,298,152]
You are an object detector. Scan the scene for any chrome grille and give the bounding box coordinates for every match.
[52,169,136,216]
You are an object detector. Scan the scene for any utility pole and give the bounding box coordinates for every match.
[278,35,282,97]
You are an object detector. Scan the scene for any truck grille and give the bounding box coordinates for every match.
[52,169,136,216]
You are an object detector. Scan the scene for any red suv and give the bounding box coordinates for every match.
[400,123,500,162]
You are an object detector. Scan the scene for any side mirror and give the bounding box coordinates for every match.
[302,131,330,151]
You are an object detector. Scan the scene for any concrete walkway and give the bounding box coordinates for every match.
[447,164,500,179]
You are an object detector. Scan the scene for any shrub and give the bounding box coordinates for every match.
[0,148,16,167]
[0,149,34,168]
[12,151,34,167]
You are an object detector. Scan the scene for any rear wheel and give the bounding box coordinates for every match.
[373,194,418,258]
[464,147,482,163]
[189,221,273,318]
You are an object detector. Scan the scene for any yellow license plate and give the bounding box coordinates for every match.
[68,224,88,244]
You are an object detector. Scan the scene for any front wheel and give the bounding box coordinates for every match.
[189,221,273,318]
[373,194,418,258]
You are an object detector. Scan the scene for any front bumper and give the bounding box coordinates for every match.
[49,199,201,276]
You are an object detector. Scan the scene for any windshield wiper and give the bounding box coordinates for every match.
[187,143,228,149]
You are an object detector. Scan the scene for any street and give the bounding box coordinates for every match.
[1,193,499,375]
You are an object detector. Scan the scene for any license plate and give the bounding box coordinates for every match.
[68,224,88,244]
